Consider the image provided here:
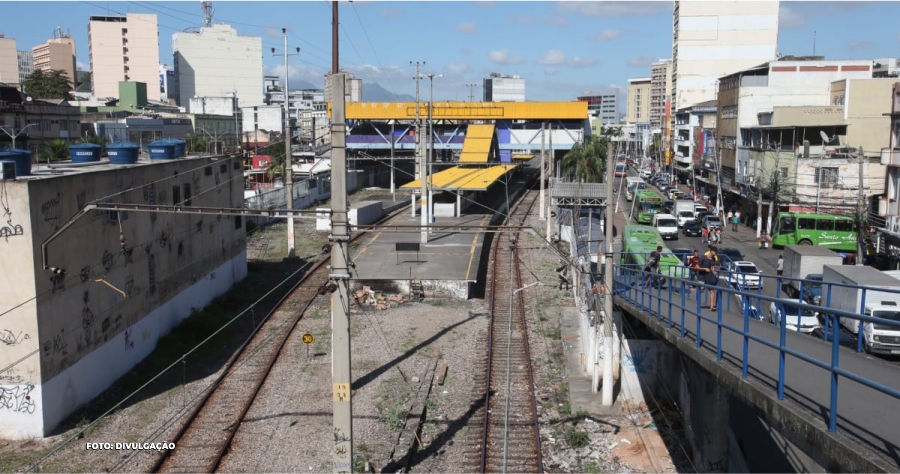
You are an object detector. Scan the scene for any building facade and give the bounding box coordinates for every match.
[578,88,621,125]
[0,155,247,438]
[172,24,263,112]
[0,36,19,88]
[88,14,160,100]
[483,73,525,102]
[626,78,651,124]
[32,35,76,84]
[17,50,33,85]
[324,72,362,105]
[671,1,779,113]
[650,59,672,131]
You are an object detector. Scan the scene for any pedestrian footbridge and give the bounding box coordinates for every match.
[611,267,900,472]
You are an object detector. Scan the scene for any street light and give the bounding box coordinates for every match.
[466,83,478,102]
[0,123,37,149]
[426,73,442,237]
[272,28,301,259]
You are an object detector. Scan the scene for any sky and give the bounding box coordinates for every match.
[3,1,900,102]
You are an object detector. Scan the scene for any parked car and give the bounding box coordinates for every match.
[721,261,763,289]
[682,220,702,237]
[718,247,744,264]
[702,215,723,231]
[801,273,824,305]
[769,300,822,333]
[676,210,695,227]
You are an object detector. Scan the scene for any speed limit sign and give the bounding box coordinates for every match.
[301,333,314,344]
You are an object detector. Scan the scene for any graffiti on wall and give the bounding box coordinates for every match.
[0,330,29,347]
[40,192,61,229]
[0,222,24,241]
[0,383,36,414]
[623,346,656,374]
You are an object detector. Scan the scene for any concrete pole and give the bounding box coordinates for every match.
[540,122,545,220]
[390,122,395,201]
[282,29,295,258]
[547,123,553,239]
[329,71,353,474]
[602,139,615,406]
[411,62,426,244]
[858,146,866,265]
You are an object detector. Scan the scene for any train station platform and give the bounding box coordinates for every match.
[351,213,492,299]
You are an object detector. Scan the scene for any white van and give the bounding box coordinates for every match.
[652,213,679,240]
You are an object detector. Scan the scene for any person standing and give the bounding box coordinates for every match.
[699,248,719,310]
[777,255,784,276]
[726,210,733,229]
[731,213,739,231]
[702,226,709,243]
[643,250,660,289]
[688,250,701,284]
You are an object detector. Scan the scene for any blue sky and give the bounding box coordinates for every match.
[3,1,900,101]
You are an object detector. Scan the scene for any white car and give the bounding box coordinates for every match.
[639,168,652,179]
[721,261,762,289]
[676,210,695,228]
[768,300,821,334]
[652,213,679,240]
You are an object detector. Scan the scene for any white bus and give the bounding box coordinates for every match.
[625,177,645,202]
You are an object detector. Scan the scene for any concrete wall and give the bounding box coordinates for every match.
[0,155,247,438]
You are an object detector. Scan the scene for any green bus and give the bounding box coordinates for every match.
[631,190,665,225]
[620,225,688,286]
[771,212,858,251]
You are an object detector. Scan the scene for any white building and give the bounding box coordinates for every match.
[324,72,361,105]
[483,73,525,102]
[172,24,263,113]
[17,50,33,85]
[671,1,779,113]
[650,59,672,131]
[242,104,283,143]
[189,96,238,116]
[88,14,160,100]
[0,36,19,88]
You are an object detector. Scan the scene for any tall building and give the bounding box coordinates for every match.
[88,13,160,100]
[577,87,621,125]
[172,24,263,112]
[483,72,525,102]
[671,1,779,112]
[0,36,19,88]
[650,59,672,130]
[626,78,651,125]
[324,72,362,104]
[32,28,77,84]
[17,50,33,85]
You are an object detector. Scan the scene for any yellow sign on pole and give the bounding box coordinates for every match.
[301,332,314,344]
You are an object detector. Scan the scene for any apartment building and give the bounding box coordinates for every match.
[626,78,651,125]
[650,59,672,130]
[32,34,76,84]
[0,36,19,88]
[483,73,525,102]
[88,13,160,100]
[578,87,621,125]
[17,51,33,85]
[172,24,263,112]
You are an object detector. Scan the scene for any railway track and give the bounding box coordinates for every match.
[152,205,408,473]
[471,188,543,473]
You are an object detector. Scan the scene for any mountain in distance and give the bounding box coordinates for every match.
[290,80,318,90]
[363,83,415,102]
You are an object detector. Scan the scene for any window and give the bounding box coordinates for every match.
[220,163,228,173]
[234,215,242,230]
[205,166,212,176]
[816,219,834,231]
[798,218,816,230]
[183,183,192,206]
[172,185,181,205]
[834,220,855,232]
[815,167,838,187]
[780,167,788,179]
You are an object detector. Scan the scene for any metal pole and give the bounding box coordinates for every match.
[390,122,395,201]
[858,146,866,265]
[282,29,295,258]
[411,62,426,243]
[602,139,615,405]
[540,122,545,220]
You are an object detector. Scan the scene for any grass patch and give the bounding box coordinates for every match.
[563,428,590,448]
[582,461,603,473]
[375,378,411,430]
[546,327,562,340]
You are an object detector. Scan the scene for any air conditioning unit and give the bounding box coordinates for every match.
[0,161,15,181]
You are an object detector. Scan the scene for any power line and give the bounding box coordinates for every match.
[349,1,398,97]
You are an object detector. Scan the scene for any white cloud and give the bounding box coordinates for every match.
[445,62,471,75]
[542,15,568,27]
[779,5,805,29]
[847,41,874,51]
[265,63,326,89]
[544,68,559,76]
[380,7,404,19]
[508,14,534,25]
[456,22,477,34]
[557,1,670,17]
[477,1,497,8]
[591,29,622,42]
[535,50,567,66]
[627,56,656,68]
[569,57,599,68]
[76,61,88,71]
[488,49,525,65]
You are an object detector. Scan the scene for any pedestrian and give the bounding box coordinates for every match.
[759,232,769,250]
[734,211,741,229]
[702,226,709,243]
[777,255,784,276]
[731,214,739,231]
[699,248,719,310]
[726,210,733,222]
[643,249,660,289]
[688,250,701,284]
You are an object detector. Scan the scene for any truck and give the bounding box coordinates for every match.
[673,199,696,218]
[781,245,843,298]
[822,265,900,355]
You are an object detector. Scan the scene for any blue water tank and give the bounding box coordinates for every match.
[148,139,176,160]
[68,143,102,163]
[171,139,186,157]
[107,141,140,165]
[0,148,33,176]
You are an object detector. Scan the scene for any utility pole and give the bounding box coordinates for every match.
[330,3,353,472]
[540,121,545,220]
[547,123,553,239]
[602,138,615,405]
[411,61,426,244]
[272,29,301,258]
[766,149,781,237]
[390,121,395,201]
[466,83,477,102]
[426,73,442,239]
[858,146,866,265]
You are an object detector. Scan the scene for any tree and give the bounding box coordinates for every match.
[39,140,70,162]
[560,136,607,183]
[21,70,73,99]
[257,140,286,180]
[184,134,207,154]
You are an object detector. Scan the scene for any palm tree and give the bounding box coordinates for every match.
[560,136,607,183]
[39,140,70,162]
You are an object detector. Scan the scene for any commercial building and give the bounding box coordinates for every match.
[650,59,672,131]
[671,1,779,113]
[172,24,263,112]
[32,31,77,84]
[577,88,621,125]
[626,78,651,125]
[878,83,900,241]
[0,36,19,88]
[673,99,716,177]
[483,73,525,102]
[17,50,33,85]
[0,154,247,438]
[88,13,160,100]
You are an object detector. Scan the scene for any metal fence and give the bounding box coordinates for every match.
[244,180,310,210]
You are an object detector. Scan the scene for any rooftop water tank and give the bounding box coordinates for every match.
[107,141,140,165]
[68,143,102,163]
[171,139,187,158]
[0,148,33,176]
[148,139,176,160]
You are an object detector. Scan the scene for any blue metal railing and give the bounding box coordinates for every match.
[613,263,900,434]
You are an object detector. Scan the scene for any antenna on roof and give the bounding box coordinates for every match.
[201,1,214,27]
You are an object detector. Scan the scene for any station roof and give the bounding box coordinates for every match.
[342,101,588,120]
[459,124,495,163]
[401,164,516,192]
[551,181,608,206]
